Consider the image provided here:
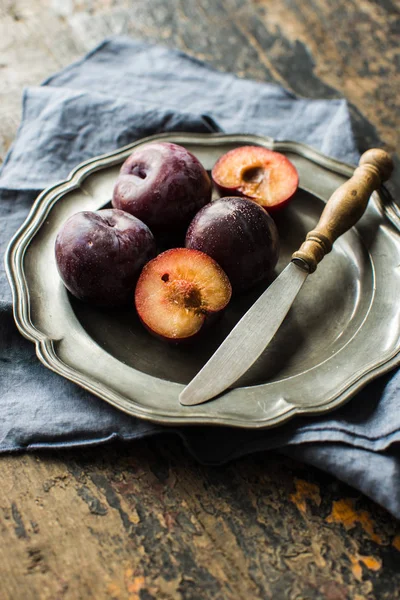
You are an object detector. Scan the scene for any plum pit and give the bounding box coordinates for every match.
[167,279,202,311]
[242,165,264,184]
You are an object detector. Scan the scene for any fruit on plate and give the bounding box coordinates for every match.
[135,248,232,341]
[185,197,279,293]
[112,142,212,235]
[212,146,299,211]
[55,209,156,307]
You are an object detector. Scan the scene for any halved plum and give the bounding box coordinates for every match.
[212,146,299,211]
[135,248,232,341]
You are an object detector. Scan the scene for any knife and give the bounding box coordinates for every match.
[179,148,394,406]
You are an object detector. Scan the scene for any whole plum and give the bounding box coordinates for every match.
[185,197,280,293]
[55,209,156,306]
[112,142,212,236]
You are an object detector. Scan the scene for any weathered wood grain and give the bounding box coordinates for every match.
[1,440,400,600]
[0,0,399,161]
[1,0,399,598]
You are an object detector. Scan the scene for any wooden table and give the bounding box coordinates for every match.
[1,1,399,598]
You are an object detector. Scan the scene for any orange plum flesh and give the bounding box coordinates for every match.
[212,146,299,211]
[135,248,232,341]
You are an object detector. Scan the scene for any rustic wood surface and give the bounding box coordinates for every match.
[1,0,400,598]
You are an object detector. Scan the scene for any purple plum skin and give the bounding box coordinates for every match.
[185,197,280,293]
[55,209,156,307]
[112,142,212,234]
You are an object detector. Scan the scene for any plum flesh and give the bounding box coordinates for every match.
[212,146,299,211]
[135,248,232,341]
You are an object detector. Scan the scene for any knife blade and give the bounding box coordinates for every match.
[179,148,393,406]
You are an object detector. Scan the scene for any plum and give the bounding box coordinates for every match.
[185,197,279,293]
[55,209,156,307]
[112,142,212,236]
[135,248,232,341]
[212,146,299,211]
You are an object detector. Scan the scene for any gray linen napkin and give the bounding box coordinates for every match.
[1,37,399,518]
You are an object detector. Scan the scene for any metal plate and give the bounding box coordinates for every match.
[5,133,400,428]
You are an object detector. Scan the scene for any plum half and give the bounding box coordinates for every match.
[212,146,299,211]
[55,209,156,307]
[185,197,279,293]
[135,248,232,341]
[112,142,212,235]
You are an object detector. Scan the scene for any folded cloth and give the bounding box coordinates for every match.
[1,37,399,518]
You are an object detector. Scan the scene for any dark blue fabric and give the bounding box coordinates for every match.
[1,37,399,518]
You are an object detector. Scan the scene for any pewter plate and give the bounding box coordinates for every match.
[5,133,400,428]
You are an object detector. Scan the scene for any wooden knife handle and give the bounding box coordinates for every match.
[291,148,393,273]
